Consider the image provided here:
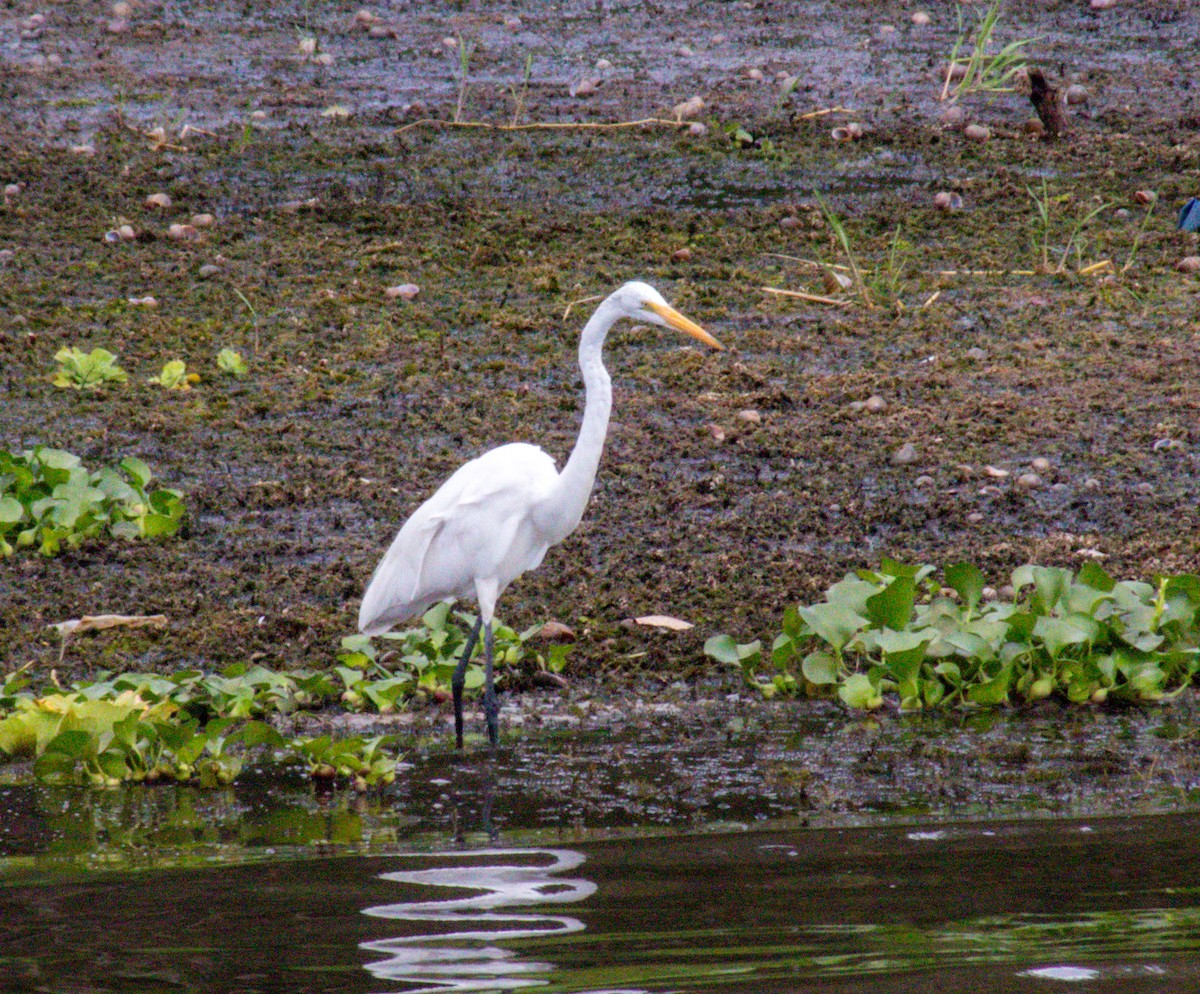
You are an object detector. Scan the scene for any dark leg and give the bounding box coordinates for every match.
[452,616,483,750]
[482,621,499,749]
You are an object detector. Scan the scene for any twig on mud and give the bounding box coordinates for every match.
[364,241,407,256]
[935,268,1037,276]
[921,290,942,309]
[766,253,852,272]
[761,286,850,307]
[1078,259,1114,275]
[49,613,169,664]
[121,120,189,152]
[563,294,603,321]
[793,106,855,119]
[397,117,695,136]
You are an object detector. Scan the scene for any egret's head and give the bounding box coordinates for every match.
[617,281,723,350]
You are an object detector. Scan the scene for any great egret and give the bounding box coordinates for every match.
[358,281,722,748]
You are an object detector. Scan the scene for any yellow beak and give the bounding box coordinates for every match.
[645,300,723,350]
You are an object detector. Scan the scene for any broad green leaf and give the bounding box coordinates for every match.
[1077,561,1115,592]
[704,634,762,667]
[968,662,1012,705]
[801,651,839,685]
[945,562,985,611]
[798,602,868,651]
[823,577,879,616]
[837,673,883,710]
[0,495,22,527]
[117,456,152,488]
[1034,615,1098,658]
[423,601,452,632]
[865,575,916,631]
[874,630,933,682]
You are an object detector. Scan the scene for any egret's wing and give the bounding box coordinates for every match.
[358,444,558,635]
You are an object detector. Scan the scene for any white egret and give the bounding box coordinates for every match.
[358,281,722,748]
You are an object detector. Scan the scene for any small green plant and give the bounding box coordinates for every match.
[509,52,534,126]
[940,1,1039,103]
[454,36,476,123]
[293,734,401,790]
[1027,179,1112,273]
[814,194,889,309]
[869,226,913,305]
[0,448,185,556]
[707,560,1200,709]
[149,359,199,390]
[216,347,248,377]
[338,602,570,703]
[1121,200,1156,274]
[53,347,127,391]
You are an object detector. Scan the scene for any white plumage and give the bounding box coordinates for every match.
[358,281,722,748]
[359,443,559,635]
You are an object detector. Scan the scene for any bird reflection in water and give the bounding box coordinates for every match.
[360,848,597,992]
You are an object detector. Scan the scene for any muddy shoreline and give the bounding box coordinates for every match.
[2,1,1200,819]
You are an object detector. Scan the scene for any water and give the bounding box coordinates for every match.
[4,812,1200,993]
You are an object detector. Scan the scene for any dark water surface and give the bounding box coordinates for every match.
[4,813,1200,993]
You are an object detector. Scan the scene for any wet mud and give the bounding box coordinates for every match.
[1,1,1200,819]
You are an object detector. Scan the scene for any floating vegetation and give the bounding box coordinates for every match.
[0,605,566,787]
[148,358,200,390]
[52,346,127,391]
[0,448,185,556]
[707,561,1200,709]
[0,667,400,790]
[216,347,248,377]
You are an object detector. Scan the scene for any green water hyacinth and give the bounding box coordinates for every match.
[0,447,185,555]
[52,346,127,390]
[216,347,248,377]
[706,560,1200,709]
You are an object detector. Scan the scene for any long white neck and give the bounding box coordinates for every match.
[543,297,617,543]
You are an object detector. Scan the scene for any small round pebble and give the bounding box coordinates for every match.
[940,106,966,127]
[1017,473,1041,489]
[963,123,991,142]
[1177,256,1200,273]
[146,192,172,208]
[911,11,931,25]
[385,283,420,300]
[864,395,886,412]
[892,442,918,465]
[1031,457,1051,473]
[1083,478,1101,491]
